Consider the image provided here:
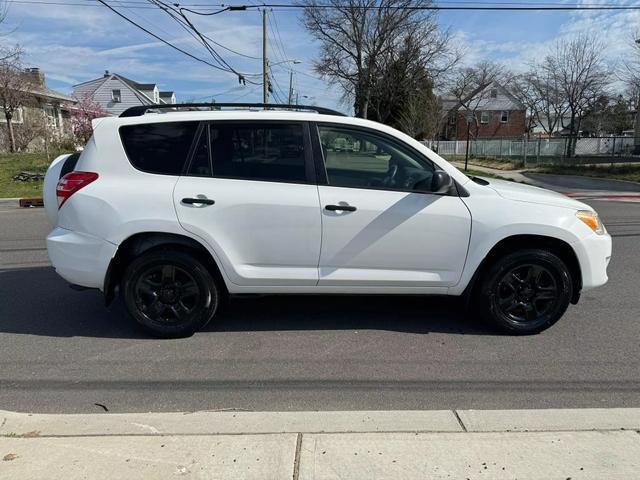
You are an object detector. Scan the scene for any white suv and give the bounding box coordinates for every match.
[44,104,611,337]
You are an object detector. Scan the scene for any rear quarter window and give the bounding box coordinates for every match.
[119,122,199,175]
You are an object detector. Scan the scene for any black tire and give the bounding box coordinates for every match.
[474,249,573,335]
[122,250,219,338]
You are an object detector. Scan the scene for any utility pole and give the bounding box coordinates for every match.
[262,8,268,105]
[634,91,640,155]
[288,71,294,104]
[635,38,640,155]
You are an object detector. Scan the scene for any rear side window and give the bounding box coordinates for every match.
[120,122,199,175]
[209,122,307,183]
[187,126,212,177]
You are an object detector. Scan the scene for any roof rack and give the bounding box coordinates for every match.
[119,102,346,118]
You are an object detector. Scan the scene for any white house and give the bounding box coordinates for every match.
[72,70,176,116]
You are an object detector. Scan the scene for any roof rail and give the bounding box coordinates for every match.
[119,102,346,118]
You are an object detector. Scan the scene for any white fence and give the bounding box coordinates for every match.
[421,137,638,163]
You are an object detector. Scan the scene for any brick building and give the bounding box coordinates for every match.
[441,83,526,140]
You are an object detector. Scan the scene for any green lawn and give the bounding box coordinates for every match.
[0,152,70,198]
[533,164,640,184]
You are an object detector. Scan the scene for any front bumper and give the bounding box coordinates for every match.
[572,232,612,292]
[46,227,117,290]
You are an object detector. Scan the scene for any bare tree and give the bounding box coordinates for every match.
[12,112,46,151]
[619,32,640,152]
[301,0,458,119]
[447,61,504,138]
[522,65,569,137]
[0,46,36,152]
[506,73,544,139]
[540,34,609,156]
[367,22,458,126]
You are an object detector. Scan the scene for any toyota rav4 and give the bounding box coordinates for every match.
[44,103,611,337]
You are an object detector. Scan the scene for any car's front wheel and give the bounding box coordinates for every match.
[475,249,573,334]
[122,250,220,338]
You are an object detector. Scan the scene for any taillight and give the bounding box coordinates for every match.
[56,171,98,208]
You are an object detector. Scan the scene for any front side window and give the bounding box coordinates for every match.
[318,125,435,191]
[120,121,199,175]
[209,122,307,183]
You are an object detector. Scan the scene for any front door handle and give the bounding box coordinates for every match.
[325,204,357,212]
[182,197,215,206]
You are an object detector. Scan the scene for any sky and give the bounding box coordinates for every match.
[2,0,639,114]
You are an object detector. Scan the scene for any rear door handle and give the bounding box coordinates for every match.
[182,197,215,206]
[325,204,357,212]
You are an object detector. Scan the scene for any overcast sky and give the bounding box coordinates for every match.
[4,0,639,114]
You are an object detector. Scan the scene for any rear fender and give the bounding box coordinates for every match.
[43,154,72,226]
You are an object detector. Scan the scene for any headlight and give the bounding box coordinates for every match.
[576,210,605,235]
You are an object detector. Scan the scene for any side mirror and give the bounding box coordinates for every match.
[414,170,453,194]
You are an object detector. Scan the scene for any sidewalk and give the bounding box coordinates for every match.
[453,161,640,203]
[1,408,639,479]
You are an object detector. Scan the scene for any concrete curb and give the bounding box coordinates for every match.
[1,408,639,437]
[0,410,462,436]
[0,198,20,208]
[458,408,640,432]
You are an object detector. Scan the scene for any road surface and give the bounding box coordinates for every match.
[0,200,638,413]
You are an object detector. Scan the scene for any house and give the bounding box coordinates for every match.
[72,70,176,116]
[0,67,77,151]
[440,83,526,140]
[529,116,572,137]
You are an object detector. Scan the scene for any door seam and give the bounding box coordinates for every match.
[315,184,323,287]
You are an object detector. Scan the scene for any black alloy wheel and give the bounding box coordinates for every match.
[476,249,573,334]
[494,263,560,325]
[122,250,219,338]
[134,264,200,324]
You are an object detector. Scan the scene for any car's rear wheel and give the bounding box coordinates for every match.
[475,249,573,334]
[122,250,219,338]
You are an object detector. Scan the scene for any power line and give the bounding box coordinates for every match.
[162,0,262,75]
[267,10,289,65]
[8,0,640,10]
[197,27,261,60]
[94,0,245,75]
[268,66,288,103]
[146,0,261,83]
[244,2,640,11]
[228,85,261,101]
[187,85,247,101]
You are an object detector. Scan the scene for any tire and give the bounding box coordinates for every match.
[122,250,220,338]
[474,249,573,335]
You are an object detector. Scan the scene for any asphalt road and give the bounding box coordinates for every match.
[0,200,639,414]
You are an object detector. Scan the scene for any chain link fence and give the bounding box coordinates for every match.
[423,136,640,168]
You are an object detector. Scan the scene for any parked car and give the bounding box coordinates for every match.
[44,104,611,338]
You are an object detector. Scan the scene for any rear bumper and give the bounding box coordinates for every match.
[46,227,117,290]
[572,232,612,292]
